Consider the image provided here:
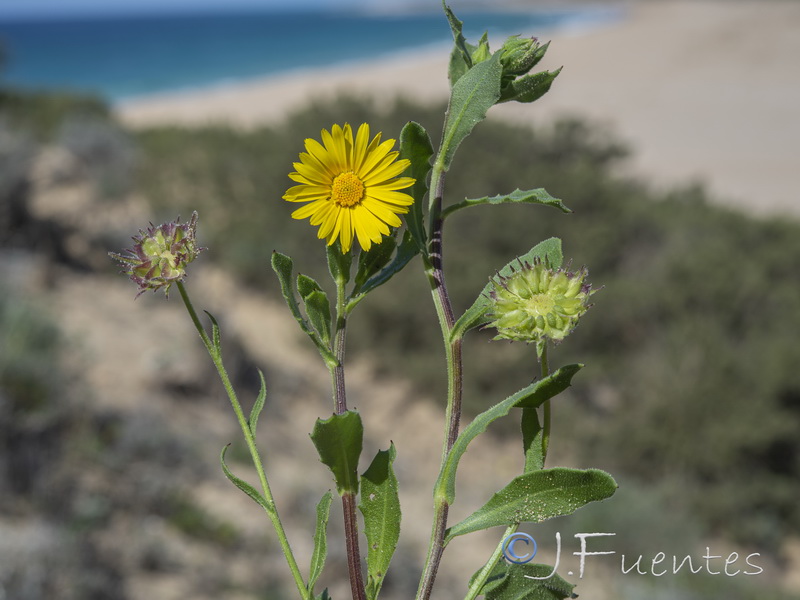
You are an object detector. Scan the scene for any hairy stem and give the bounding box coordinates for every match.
[416,162,463,600]
[330,274,366,600]
[177,282,310,600]
[540,344,551,461]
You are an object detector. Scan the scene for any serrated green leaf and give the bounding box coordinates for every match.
[271,252,337,365]
[443,2,474,87]
[482,562,576,600]
[311,411,363,495]
[451,238,564,341]
[440,50,503,170]
[326,242,352,285]
[248,369,267,436]
[220,444,273,514]
[346,230,419,311]
[359,444,401,600]
[434,364,582,506]
[500,68,562,104]
[308,490,333,595]
[442,188,571,220]
[446,468,617,541]
[355,235,397,290]
[521,407,544,473]
[399,121,433,254]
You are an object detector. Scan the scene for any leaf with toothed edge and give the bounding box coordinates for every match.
[311,411,363,495]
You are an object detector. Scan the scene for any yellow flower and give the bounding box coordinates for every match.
[283,123,415,253]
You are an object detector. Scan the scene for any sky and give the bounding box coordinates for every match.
[0,0,446,19]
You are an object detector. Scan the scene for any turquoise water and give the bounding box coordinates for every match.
[0,8,618,101]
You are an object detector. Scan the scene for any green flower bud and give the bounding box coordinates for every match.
[500,36,547,76]
[110,212,203,297]
[487,259,595,345]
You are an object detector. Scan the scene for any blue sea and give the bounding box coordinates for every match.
[0,8,620,102]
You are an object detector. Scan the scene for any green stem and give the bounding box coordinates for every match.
[176,282,310,600]
[330,274,367,600]
[540,344,551,462]
[463,344,552,600]
[416,160,463,600]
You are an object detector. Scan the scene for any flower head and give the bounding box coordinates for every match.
[283,123,415,253]
[487,259,595,346]
[110,212,203,297]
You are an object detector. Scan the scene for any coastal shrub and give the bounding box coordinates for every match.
[133,97,800,550]
[0,87,110,141]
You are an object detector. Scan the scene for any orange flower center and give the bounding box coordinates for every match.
[331,172,365,208]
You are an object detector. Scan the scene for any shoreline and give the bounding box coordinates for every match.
[117,1,800,218]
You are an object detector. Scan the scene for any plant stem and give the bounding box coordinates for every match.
[330,274,367,600]
[462,344,552,600]
[540,344,551,461]
[416,161,463,600]
[176,282,310,600]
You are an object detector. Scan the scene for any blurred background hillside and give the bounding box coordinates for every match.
[1,1,799,599]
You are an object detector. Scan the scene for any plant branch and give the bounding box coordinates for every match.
[330,273,367,600]
[416,161,463,600]
[176,282,310,600]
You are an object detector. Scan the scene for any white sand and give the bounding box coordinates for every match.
[118,1,800,217]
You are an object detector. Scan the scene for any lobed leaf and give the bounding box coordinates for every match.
[359,444,401,600]
[310,411,364,495]
[446,468,617,541]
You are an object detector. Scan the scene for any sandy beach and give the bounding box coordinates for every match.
[118,1,800,217]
